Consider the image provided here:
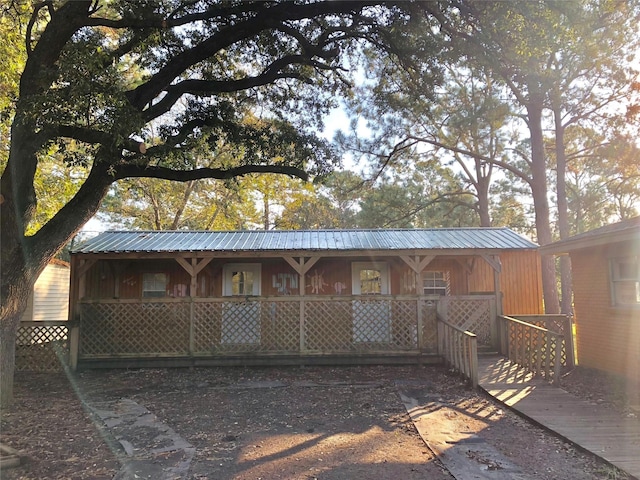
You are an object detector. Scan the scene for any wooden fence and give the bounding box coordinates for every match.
[76,296,495,362]
[14,295,496,371]
[437,296,496,346]
[78,296,438,359]
[15,321,73,372]
[497,315,565,383]
[437,316,478,387]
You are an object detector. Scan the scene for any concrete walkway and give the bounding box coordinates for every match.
[478,355,640,480]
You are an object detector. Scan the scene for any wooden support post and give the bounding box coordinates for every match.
[417,298,423,351]
[469,336,478,388]
[491,255,502,349]
[544,331,551,380]
[175,257,214,356]
[299,268,306,354]
[283,256,321,354]
[563,315,575,368]
[553,335,562,384]
[69,324,79,371]
[535,332,542,376]
[189,300,195,356]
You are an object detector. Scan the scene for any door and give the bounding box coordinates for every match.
[351,262,391,343]
[222,263,261,344]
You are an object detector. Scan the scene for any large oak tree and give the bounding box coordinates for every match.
[0,0,442,407]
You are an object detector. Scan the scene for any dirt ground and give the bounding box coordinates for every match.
[0,364,633,480]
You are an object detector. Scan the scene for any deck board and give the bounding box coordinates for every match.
[479,355,640,479]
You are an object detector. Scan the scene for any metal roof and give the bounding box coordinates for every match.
[540,216,640,255]
[72,228,537,254]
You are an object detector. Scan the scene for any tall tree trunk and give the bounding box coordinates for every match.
[171,180,196,230]
[553,107,573,315]
[263,195,270,230]
[476,173,492,227]
[528,99,561,314]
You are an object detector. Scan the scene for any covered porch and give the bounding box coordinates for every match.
[65,229,543,370]
[74,294,497,368]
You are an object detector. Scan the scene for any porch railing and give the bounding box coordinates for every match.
[497,315,564,384]
[15,321,73,372]
[507,314,574,368]
[14,295,497,370]
[77,296,441,359]
[437,315,478,387]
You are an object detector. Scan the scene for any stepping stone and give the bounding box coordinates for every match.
[89,398,195,480]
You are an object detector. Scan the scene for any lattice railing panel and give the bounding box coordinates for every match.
[523,316,569,367]
[389,300,418,350]
[504,319,563,381]
[217,302,262,351]
[193,302,223,353]
[260,301,300,352]
[421,300,438,352]
[80,302,190,356]
[352,299,392,348]
[79,296,424,358]
[16,323,69,372]
[305,300,353,351]
[441,297,492,345]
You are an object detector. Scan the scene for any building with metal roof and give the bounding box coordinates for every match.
[68,228,542,371]
[538,217,640,385]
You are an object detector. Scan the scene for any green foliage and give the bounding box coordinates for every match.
[28,145,89,234]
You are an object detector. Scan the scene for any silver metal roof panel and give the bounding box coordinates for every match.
[71,228,537,254]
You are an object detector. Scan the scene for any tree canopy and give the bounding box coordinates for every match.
[0,0,447,407]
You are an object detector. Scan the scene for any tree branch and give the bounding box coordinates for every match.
[143,54,318,120]
[124,1,375,110]
[406,134,532,186]
[113,164,309,183]
[54,125,146,154]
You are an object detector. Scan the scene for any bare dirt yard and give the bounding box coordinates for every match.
[0,364,632,480]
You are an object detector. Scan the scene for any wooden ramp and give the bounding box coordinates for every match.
[478,355,640,479]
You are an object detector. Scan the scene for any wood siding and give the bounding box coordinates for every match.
[77,251,542,318]
[501,251,543,314]
[467,251,543,315]
[570,246,640,383]
[21,262,70,321]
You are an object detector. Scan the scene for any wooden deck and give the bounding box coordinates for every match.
[478,355,640,479]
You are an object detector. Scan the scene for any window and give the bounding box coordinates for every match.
[351,262,389,295]
[422,271,450,296]
[360,269,382,295]
[223,264,261,296]
[610,257,640,306]
[142,273,167,298]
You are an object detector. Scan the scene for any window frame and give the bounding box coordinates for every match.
[421,270,450,296]
[609,256,640,306]
[351,262,390,295]
[223,263,262,297]
[142,272,168,298]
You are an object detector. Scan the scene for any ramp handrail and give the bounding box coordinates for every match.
[437,315,478,387]
[497,315,564,384]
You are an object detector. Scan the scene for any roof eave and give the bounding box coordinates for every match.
[70,247,528,259]
[539,229,640,255]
